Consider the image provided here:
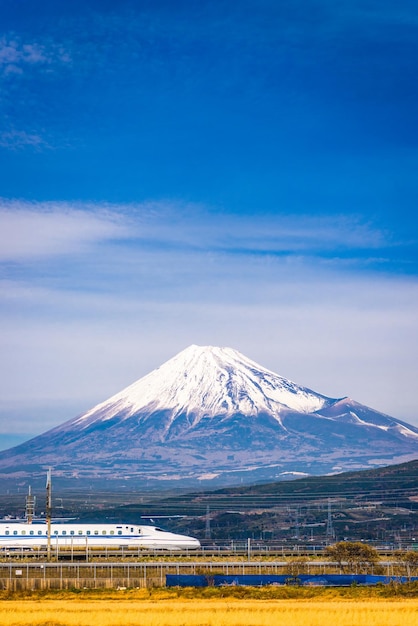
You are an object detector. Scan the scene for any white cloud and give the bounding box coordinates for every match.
[0,200,131,260]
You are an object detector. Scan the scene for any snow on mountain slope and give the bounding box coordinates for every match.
[317,397,418,440]
[67,345,336,431]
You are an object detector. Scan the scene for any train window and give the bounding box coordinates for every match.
[78,531,83,535]
[86,531,91,536]
[117,531,122,535]
[30,531,34,536]
[155,528,163,532]
[21,530,26,535]
[62,531,67,536]
[94,530,99,535]
[54,531,59,535]
[102,530,106,535]
[38,531,42,535]
[130,527,134,533]
[5,531,9,535]
[110,530,114,535]
[70,531,75,535]
[13,531,17,535]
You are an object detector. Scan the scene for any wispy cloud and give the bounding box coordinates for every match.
[0,129,50,150]
[0,35,72,150]
[0,199,393,269]
[0,36,71,77]
[0,200,130,261]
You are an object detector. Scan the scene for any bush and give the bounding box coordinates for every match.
[323,541,379,573]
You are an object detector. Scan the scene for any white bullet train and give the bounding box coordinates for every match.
[0,521,201,551]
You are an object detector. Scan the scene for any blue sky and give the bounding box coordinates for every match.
[1,0,418,448]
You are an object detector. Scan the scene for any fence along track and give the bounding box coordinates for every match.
[0,560,407,590]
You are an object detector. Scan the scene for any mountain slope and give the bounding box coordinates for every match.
[0,345,417,488]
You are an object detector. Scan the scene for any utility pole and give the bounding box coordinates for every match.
[205,505,211,540]
[46,469,52,561]
[294,507,300,540]
[326,498,335,543]
[25,486,35,524]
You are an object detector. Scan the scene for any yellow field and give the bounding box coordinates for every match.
[1,599,418,626]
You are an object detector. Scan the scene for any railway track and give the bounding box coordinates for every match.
[0,540,415,561]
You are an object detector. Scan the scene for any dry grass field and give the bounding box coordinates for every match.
[0,598,418,626]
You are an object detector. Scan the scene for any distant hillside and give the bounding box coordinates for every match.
[216,457,418,503]
[105,458,418,518]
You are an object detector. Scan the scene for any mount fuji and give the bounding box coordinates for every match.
[1,345,417,488]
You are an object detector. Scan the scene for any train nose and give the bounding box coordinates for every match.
[186,537,201,549]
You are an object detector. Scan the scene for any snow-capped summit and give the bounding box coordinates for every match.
[72,345,335,433]
[0,345,417,488]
